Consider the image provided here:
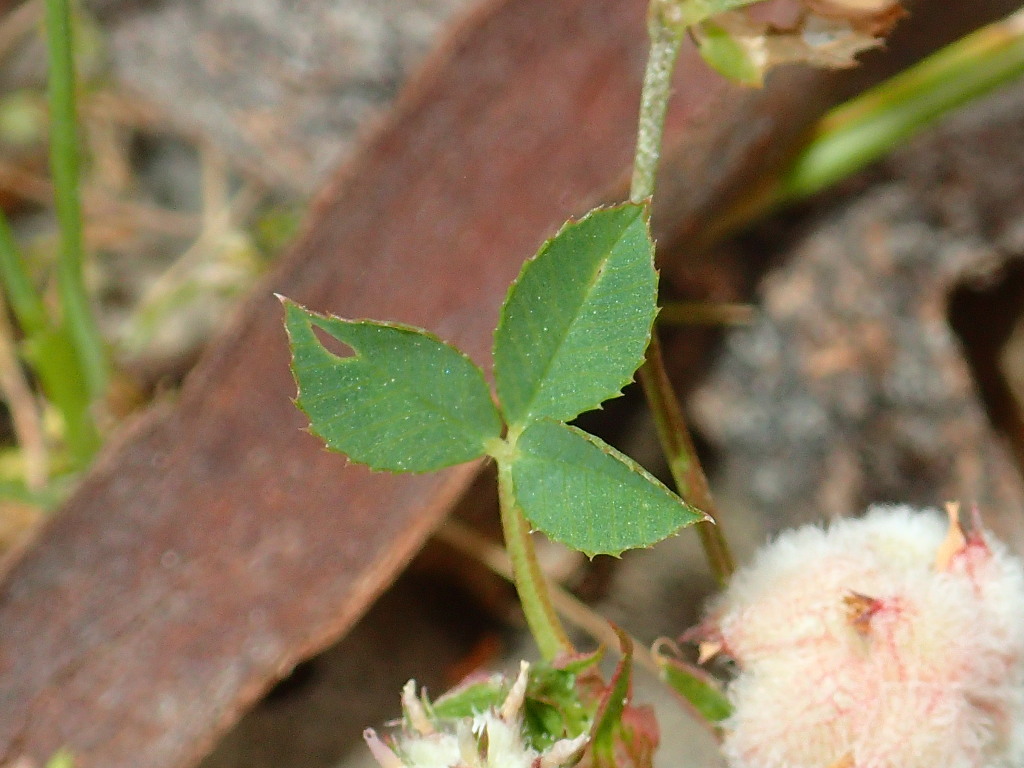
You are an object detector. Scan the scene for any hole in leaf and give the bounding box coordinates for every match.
[312,324,356,359]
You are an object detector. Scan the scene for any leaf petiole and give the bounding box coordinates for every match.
[493,447,574,661]
[631,8,736,585]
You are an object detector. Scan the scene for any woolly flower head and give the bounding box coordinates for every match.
[364,662,588,768]
[695,505,1024,768]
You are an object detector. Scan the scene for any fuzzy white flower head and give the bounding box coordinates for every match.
[696,505,1024,768]
[364,662,588,768]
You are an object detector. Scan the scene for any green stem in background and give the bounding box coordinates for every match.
[779,9,1024,203]
[658,301,754,326]
[495,452,574,661]
[631,8,735,586]
[45,0,108,400]
[638,335,734,584]
[0,199,100,471]
[0,293,49,491]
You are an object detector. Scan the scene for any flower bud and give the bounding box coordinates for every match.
[364,662,589,768]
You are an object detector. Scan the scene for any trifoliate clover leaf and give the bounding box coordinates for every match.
[493,204,658,428]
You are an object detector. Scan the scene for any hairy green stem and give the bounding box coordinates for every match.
[435,520,660,676]
[630,12,685,203]
[631,10,735,585]
[495,452,573,660]
[45,0,108,400]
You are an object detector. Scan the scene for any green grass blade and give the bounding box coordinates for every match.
[22,324,100,464]
[781,9,1024,201]
[0,205,99,467]
[45,0,108,400]
[0,211,46,335]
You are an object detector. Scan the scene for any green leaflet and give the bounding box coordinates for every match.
[506,421,706,557]
[493,204,658,427]
[282,298,501,472]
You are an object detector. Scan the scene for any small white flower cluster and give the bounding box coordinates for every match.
[364,662,588,768]
[697,505,1024,768]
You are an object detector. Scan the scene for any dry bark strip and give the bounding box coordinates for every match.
[0,1,1017,767]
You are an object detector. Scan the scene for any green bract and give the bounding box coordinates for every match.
[506,421,705,557]
[282,298,501,472]
[654,649,732,723]
[424,657,598,751]
[429,679,509,721]
[493,204,658,427]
